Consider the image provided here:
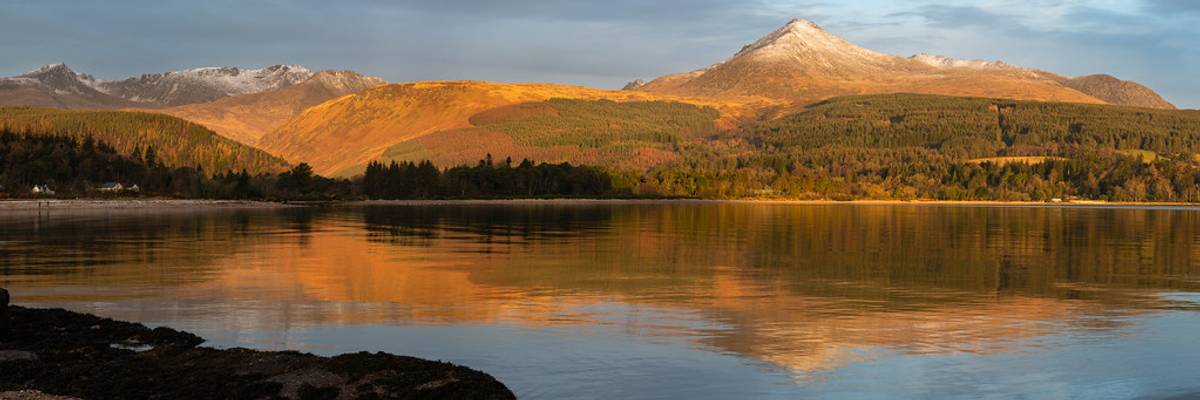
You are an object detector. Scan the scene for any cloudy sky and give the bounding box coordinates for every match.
[1,0,1197,107]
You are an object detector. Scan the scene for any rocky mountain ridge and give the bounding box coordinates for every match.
[633,19,1173,110]
[0,63,384,109]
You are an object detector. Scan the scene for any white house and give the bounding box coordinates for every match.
[31,185,55,195]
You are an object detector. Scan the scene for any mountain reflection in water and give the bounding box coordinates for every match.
[2,203,1198,398]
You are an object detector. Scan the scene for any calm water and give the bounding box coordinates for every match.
[2,203,1200,399]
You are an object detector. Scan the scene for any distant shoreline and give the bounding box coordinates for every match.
[348,198,1200,208]
[0,199,292,210]
[4,198,1200,210]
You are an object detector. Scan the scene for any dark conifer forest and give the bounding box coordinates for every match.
[0,131,622,200]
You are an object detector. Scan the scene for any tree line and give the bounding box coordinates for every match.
[638,145,1200,202]
[0,131,622,200]
[361,155,618,199]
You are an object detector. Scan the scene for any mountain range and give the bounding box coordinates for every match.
[0,19,1183,178]
[0,63,328,108]
[0,63,387,146]
[632,19,1173,110]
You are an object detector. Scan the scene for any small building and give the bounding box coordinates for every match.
[97,182,124,192]
[31,185,55,195]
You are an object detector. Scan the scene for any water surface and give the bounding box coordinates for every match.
[2,203,1199,399]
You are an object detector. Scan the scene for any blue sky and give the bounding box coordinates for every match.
[1,0,1196,107]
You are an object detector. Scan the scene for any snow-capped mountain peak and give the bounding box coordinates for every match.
[96,64,319,106]
[9,63,104,94]
[731,18,891,64]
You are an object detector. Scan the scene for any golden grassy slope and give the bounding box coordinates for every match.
[355,98,721,176]
[260,81,754,176]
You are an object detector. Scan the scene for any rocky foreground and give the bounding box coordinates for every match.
[0,290,515,400]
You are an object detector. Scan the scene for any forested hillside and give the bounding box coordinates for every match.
[474,98,719,148]
[752,94,1200,158]
[637,94,1200,202]
[0,107,290,175]
[375,98,721,175]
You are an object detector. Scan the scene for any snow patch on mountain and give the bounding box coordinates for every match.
[143,64,314,96]
[306,70,387,92]
[24,63,67,75]
[92,64,318,105]
[910,53,1012,70]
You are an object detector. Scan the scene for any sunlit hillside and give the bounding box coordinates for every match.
[362,98,718,175]
[0,107,290,174]
[151,70,386,145]
[750,93,1200,158]
[631,93,1200,201]
[259,81,756,176]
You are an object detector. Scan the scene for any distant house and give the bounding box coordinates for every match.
[31,185,55,195]
[97,182,124,192]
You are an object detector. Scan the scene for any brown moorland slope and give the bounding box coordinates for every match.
[1060,74,1176,110]
[362,98,721,176]
[151,70,386,145]
[260,81,752,176]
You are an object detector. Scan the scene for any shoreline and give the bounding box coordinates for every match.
[4,198,1200,210]
[0,303,515,400]
[0,199,294,210]
[349,198,1200,208]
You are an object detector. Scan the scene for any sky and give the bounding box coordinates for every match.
[1,0,1197,108]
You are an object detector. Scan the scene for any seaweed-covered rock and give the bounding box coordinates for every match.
[0,288,9,338]
[0,306,515,400]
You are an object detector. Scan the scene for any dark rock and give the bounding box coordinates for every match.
[0,390,81,400]
[0,306,515,400]
[0,288,8,339]
[0,351,36,362]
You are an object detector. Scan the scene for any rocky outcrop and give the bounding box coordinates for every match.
[0,304,515,400]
